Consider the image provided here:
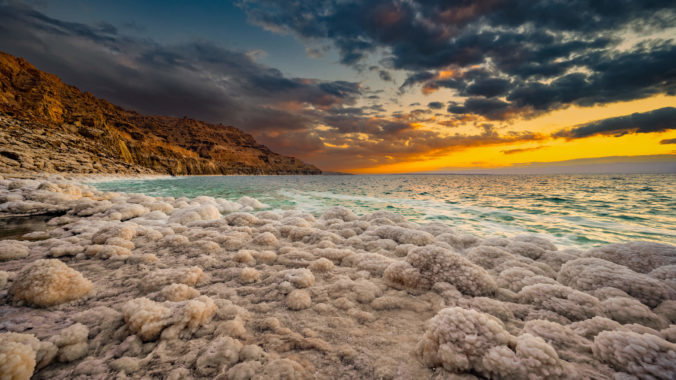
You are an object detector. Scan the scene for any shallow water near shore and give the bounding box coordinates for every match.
[94,174,676,248]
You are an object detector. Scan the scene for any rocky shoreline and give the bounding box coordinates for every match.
[0,175,675,379]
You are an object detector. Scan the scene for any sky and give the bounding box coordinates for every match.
[0,0,675,173]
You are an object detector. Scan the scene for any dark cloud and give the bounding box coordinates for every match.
[427,102,443,110]
[553,107,676,139]
[298,121,544,170]
[241,0,676,119]
[448,98,511,120]
[465,77,511,98]
[0,1,368,155]
[378,70,393,82]
[502,146,548,155]
[661,138,676,144]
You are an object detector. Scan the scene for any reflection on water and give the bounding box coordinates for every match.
[0,214,55,240]
[93,174,676,248]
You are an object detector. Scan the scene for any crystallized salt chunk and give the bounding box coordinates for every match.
[9,259,93,307]
[0,240,30,261]
[384,246,496,296]
[286,289,312,310]
[593,330,676,379]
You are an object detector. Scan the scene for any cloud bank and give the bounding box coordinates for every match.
[241,0,676,119]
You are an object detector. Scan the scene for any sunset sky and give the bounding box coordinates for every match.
[1,0,674,173]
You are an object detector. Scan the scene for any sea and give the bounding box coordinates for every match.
[93,174,676,249]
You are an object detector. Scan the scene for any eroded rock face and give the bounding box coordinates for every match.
[0,52,321,176]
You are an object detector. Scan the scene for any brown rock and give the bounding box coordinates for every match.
[0,52,321,175]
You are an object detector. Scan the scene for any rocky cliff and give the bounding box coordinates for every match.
[0,52,321,175]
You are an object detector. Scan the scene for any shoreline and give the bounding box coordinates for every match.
[0,175,674,379]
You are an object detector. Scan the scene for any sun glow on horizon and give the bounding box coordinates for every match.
[340,95,676,174]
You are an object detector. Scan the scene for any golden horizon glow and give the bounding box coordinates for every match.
[338,94,676,174]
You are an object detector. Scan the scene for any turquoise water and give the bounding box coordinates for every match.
[93,174,676,248]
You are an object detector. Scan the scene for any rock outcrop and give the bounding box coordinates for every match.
[0,52,321,175]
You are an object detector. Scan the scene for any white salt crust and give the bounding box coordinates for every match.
[0,177,674,379]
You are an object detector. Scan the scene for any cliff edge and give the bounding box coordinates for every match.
[0,52,321,175]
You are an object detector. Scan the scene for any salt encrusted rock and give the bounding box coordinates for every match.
[282,268,315,288]
[0,338,36,380]
[286,289,312,310]
[169,205,221,224]
[505,241,546,260]
[121,296,217,341]
[558,257,671,307]
[513,234,558,251]
[496,267,557,293]
[601,297,669,330]
[321,206,358,222]
[122,297,172,341]
[239,268,260,284]
[252,250,277,264]
[141,266,206,291]
[195,336,243,376]
[465,245,517,271]
[50,323,89,362]
[309,257,334,272]
[654,300,676,324]
[583,242,676,273]
[158,283,200,302]
[416,307,567,379]
[0,332,58,378]
[234,250,256,265]
[225,212,260,227]
[0,270,10,288]
[522,320,593,363]
[374,225,435,246]
[48,242,84,257]
[569,317,623,340]
[237,195,266,209]
[518,283,602,322]
[1,177,675,379]
[0,240,30,261]
[9,259,93,307]
[593,330,676,379]
[252,231,278,247]
[91,223,137,244]
[385,246,496,296]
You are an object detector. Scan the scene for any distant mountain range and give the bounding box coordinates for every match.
[0,52,321,175]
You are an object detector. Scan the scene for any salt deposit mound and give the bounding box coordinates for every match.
[9,259,93,307]
[0,176,674,379]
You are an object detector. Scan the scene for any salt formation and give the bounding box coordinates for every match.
[122,296,217,341]
[416,307,567,379]
[558,257,671,307]
[49,324,89,362]
[286,289,312,310]
[0,332,59,380]
[0,240,29,261]
[0,335,38,380]
[384,246,496,295]
[593,330,676,379]
[0,176,674,379]
[8,259,93,307]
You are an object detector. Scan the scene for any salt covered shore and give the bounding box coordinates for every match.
[0,175,675,379]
